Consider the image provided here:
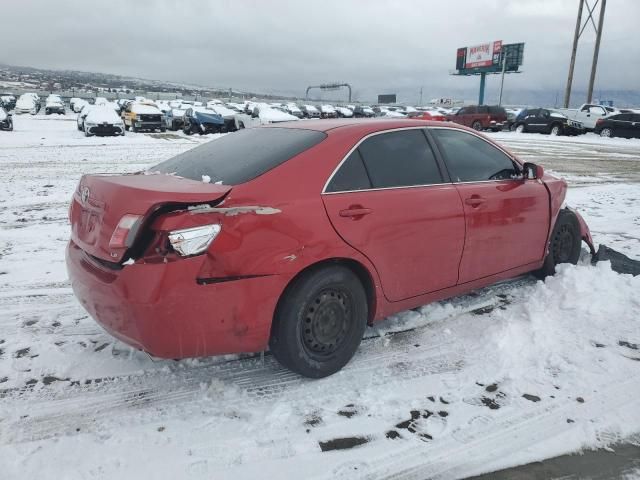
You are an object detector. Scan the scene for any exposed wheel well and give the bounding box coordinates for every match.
[272,258,377,335]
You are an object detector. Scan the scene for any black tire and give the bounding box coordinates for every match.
[472,120,483,131]
[131,124,137,133]
[600,127,613,138]
[534,209,582,279]
[160,127,166,132]
[269,265,367,378]
[550,123,562,136]
[124,124,130,131]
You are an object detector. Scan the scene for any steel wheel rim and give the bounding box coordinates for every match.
[301,288,351,356]
[601,128,611,137]
[552,224,575,263]
[551,126,560,135]
[516,125,524,133]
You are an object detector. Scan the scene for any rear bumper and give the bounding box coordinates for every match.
[66,240,285,358]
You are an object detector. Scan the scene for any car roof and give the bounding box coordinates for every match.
[265,118,462,134]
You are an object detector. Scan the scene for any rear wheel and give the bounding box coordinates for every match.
[472,120,483,131]
[269,265,367,378]
[550,124,562,136]
[600,127,613,138]
[534,209,582,279]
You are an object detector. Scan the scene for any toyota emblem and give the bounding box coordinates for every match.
[81,186,90,204]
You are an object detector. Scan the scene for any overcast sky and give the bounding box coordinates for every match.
[3,0,638,102]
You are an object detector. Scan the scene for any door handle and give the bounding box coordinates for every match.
[339,207,372,218]
[464,196,486,207]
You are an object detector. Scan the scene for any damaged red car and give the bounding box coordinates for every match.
[66,119,595,378]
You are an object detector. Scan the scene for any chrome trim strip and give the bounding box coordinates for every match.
[321,126,521,195]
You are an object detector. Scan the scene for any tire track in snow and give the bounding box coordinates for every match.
[321,376,640,480]
[0,331,464,445]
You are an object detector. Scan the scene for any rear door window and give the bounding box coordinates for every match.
[151,127,326,185]
[326,150,372,193]
[432,129,519,182]
[356,129,443,189]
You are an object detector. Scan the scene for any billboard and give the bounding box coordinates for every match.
[377,94,397,104]
[454,41,523,75]
[464,41,502,69]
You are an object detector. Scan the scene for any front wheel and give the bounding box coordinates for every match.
[269,266,367,378]
[550,124,562,136]
[515,123,525,133]
[534,209,582,279]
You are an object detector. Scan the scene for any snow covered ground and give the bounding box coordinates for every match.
[0,115,639,479]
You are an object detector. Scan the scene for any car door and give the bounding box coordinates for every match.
[523,109,542,132]
[322,128,466,302]
[430,128,550,284]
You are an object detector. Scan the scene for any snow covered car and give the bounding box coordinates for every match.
[122,103,165,132]
[45,95,65,115]
[182,107,225,134]
[335,106,354,118]
[73,99,89,113]
[285,103,304,118]
[76,104,94,131]
[1,95,16,110]
[318,104,338,118]
[66,119,595,378]
[252,104,299,124]
[69,97,82,111]
[14,95,38,115]
[352,105,375,118]
[0,106,13,131]
[300,104,321,118]
[165,107,187,131]
[83,106,125,137]
[208,104,257,131]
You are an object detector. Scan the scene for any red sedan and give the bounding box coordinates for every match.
[66,119,595,378]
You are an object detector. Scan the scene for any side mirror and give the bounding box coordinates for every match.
[523,162,544,180]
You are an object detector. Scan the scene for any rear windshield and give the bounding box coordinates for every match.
[150,127,327,185]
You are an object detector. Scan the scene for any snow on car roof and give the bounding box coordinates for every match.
[131,103,162,114]
[85,106,121,123]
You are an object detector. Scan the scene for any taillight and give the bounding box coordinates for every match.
[167,224,221,257]
[109,214,143,248]
[595,119,604,126]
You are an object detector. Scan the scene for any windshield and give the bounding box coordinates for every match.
[151,127,326,184]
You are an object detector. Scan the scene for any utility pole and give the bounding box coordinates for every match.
[419,86,423,106]
[587,0,606,103]
[564,0,584,108]
[564,0,606,107]
[498,52,507,106]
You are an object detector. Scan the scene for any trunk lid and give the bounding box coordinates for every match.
[69,173,231,263]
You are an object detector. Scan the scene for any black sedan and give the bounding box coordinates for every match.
[594,113,640,139]
[513,108,585,136]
